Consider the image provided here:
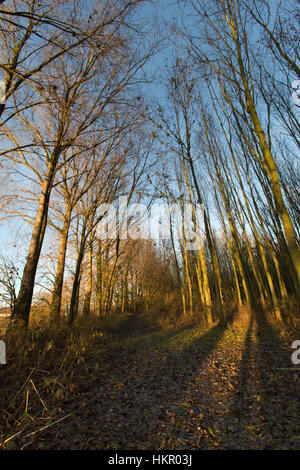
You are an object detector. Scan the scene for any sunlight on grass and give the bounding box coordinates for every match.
[118,324,213,352]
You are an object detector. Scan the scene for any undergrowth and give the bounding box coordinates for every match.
[0,305,299,450]
[0,312,132,449]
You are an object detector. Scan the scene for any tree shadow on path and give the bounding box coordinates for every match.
[21,309,237,449]
[219,307,300,449]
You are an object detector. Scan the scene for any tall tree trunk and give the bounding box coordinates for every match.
[184,149,223,321]
[103,236,120,315]
[226,7,300,289]
[96,238,103,316]
[68,228,86,325]
[215,192,243,307]
[13,163,57,326]
[49,203,72,327]
[82,238,93,317]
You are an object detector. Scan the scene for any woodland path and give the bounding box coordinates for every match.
[4,310,300,450]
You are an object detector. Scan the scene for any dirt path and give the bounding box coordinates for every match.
[10,311,300,450]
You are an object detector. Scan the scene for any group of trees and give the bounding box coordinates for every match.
[0,0,299,329]
[152,0,299,323]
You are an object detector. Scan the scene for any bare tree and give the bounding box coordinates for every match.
[5,0,154,327]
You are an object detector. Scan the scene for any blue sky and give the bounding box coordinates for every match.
[0,0,179,251]
[0,0,297,299]
[0,0,184,296]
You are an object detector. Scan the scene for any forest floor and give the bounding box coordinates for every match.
[1,308,300,450]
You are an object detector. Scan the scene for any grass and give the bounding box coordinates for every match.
[1,306,299,449]
[0,311,134,449]
[0,309,224,448]
[120,323,220,353]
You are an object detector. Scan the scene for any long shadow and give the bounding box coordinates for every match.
[219,307,299,450]
[146,308,238,448]
[111,309,236,351]
[105,307,238,449]
[25,309,237,450]
[92,307,299,450]
[251,308,300,449]
[217,312,258,449]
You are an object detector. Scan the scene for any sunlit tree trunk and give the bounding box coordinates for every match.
[68,220,87,325]
[224,1,300,289]
[13,158,59,326]
[214,189,243,307]
[50,203,72,326]
[82,237,93,317]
